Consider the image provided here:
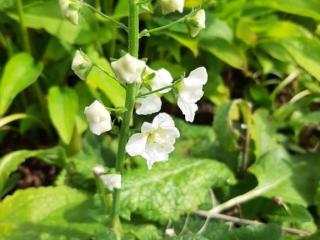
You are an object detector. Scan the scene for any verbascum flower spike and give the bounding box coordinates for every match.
[136,68,173,115]
[59,0,80,25]
[72,50,93,80]
[186,9,206,37]
[84,100,112,135]
[111,53,146,84]
[100,174,122,191]
[177,67,208,122]
[160,0,184,15]
[126,113,180,170]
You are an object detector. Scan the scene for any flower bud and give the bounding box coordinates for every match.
[84,100,112,135]
[186,9,206,37]
[111,53,146,84]
[59,0,80,25]
[100,174,121,191]
[72,50,93,80]
[160,0,184,15]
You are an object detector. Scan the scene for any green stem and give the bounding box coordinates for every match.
[110,0,139,229]
[16,0,45,111]
[82,2,128,31]
[16,0,31,53]
[136,78,183,98]
[139,16,187,38]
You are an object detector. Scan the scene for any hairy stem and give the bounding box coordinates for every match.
[110,0,139,229]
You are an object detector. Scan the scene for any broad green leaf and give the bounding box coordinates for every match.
[281,37,320,81]
[200,38,247,70]
[121,158,235,222]
[0,147,65,195]
[171,221,282,240]
[250,0,320,20]
[87,51,125,107]
[0,186,113,239]
[0,52,42,116]
[173,119,239,171]
[250,110,320,205]
[48,86,79,144]
[8,0,97,44]
[250,149,320,206]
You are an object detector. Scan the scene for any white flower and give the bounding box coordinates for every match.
[186,9,206,37]
[84,100,112,135]
[100,174,121,191]
[59,0,80,25]
[126,113,180,169]
[165,228,176,237]
[92,165,105,175]
[72,50,93,80]
[177,67,208,122]
[136,68,173,115]
[160,0,184,14]
[111,53,146,84]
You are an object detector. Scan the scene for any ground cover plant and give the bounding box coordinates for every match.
[0,0,320,239]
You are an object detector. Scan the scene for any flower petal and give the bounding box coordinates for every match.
[152,113,175,128]
[152,68,173,93]
[177,98,198,122]
[126,133,148,156]
[183,67,208,88]
[136,94,162,115]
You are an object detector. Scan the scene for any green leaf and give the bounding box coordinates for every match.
[250,0,320,20]
[250,110,320,205]
[48,86,79,144]
[0,52,42,116]
[0,147,65,195]
[0,186,114,239]
[165,32,199,56]
[200,38,247,70]
[171,221,282,240]
[251,109,278,159]
[121,158,235,222]
[281,37,320,81]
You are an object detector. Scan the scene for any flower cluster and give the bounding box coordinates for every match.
[69,0,208,173]
[78,53,207,169]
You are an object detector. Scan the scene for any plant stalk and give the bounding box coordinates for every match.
[16,0,45,111]
[16,0,31,53]
[110,0,139,229]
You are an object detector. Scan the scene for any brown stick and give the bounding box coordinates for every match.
[194,211,311,238]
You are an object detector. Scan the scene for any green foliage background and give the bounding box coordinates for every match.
[0,0,319,239]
